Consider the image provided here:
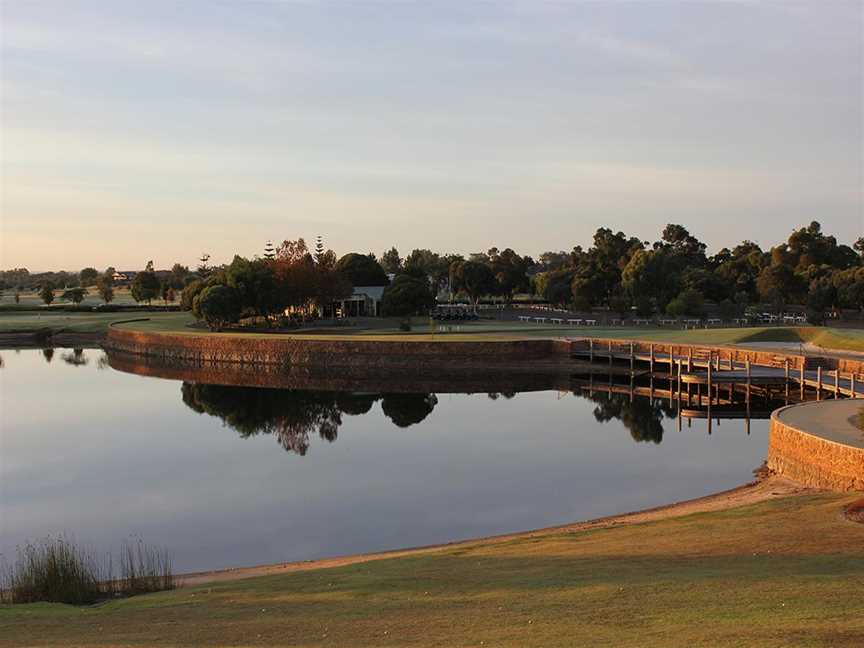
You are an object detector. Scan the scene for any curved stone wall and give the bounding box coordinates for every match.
[768,402,864,492]
[103,326,574,373]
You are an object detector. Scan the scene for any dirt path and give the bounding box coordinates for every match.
[179,475,808,587]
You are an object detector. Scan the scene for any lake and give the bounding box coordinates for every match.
[1,348,771,573]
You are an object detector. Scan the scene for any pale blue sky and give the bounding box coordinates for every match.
[1,1,861,270]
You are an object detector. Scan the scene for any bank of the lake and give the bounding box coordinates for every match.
[2,487,862,648]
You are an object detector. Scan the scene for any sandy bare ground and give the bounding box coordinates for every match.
[179,474,809,588]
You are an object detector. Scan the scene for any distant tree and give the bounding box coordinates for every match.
[855,237,864,261]
[665,289,704,317]
[180,279,205,311]
[39,282,55,305]
[717,299,741,321]
[488,247,531,302]
[380,247,402,274]
[609,295,630,319]
[14,290,20,304]
[225,256,280,319]
[193,285,241,329]
[634,295,654,317]
[452,260,496,307]
[61,288,87,304]
[541,269,574,307]
[197,253,211,279]
[131,269,161,304]
[336,253,389,287]
[160,282,176,305]
[756,263,804,309]
[380,275,435,318]
[169,263,190,289]
[79,267,99,287]
[805,278,837,325]
[96,272,115,303]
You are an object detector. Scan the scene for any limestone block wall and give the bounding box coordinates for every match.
[104,327,574,373]
[767,409,864,492]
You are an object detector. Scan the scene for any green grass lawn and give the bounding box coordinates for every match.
[115,318,864,351]
[0,288,141,309]
[2,306,863,354]
[2,493,862,647]
[0,311,191,335]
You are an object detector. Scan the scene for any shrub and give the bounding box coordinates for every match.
[1,535,175,605]
[1,536,105,605]
[193,284,241,329]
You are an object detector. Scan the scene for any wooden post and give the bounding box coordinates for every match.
[707,361,713,406]
[746,359,751,405]
[817,366,822,401]
[784,359,790,400]
[589,338,594,363]
[608,340,613,368]
[852,372,857,397]
[687,347,693,373]
[834,369,840,398]
[669,345,674,378]
[677,359,682,404]
[630,343,634,372]
[650,344,655,373]
[800,362,805,400]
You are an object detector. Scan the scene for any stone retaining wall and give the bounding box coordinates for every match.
[104,327,573,372]
[767,407,864,492]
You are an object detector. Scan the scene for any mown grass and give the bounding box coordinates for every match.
[2,307,863,353]
[116,318,864,351]
[2,493,862,647]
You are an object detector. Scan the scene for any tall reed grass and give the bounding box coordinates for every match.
[1,535,175,605]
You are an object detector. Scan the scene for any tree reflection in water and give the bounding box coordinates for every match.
[179,381,682,455]
[61,348,88,366]
[581,391,676,444]
[180,384,439,454]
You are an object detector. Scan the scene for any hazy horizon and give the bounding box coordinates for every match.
[2,1,862,271]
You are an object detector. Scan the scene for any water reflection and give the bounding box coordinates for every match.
[583,392,675,444]
[2,349,772,573]
[181,383,440,454]
[61,348,88,366]
[42,348,54,363]
[178,381,691,452]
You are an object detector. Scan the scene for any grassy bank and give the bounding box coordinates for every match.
[2,307,863,353]
[2,493,862,647]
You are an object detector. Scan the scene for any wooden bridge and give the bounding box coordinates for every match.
[570,337,864,400]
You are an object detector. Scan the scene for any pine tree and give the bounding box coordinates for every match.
[198,253,211,278]
[314,236,325,263]
[264,241,276,260]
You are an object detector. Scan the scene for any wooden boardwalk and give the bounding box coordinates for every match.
[571,337,864,399]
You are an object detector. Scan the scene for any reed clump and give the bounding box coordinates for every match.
[1,535,174,605]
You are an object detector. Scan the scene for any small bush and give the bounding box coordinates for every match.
[118,539,175,595]
[1,536,106,605]
[1,535,174,605]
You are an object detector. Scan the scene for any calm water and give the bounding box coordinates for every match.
[1,348,770,573]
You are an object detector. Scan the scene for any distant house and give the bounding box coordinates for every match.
[338,286,386,317]
[112,271,137,286]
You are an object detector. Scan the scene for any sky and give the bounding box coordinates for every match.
[1,1,862,271]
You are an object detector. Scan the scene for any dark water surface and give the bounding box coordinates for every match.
[1,349,770,573]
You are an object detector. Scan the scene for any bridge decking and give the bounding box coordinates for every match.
[570,337,864,399]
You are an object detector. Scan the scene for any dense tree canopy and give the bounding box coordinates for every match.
[336,253,389,287]
[380,274,435,317]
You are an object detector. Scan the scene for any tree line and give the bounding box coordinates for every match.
[2,221,862,324]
